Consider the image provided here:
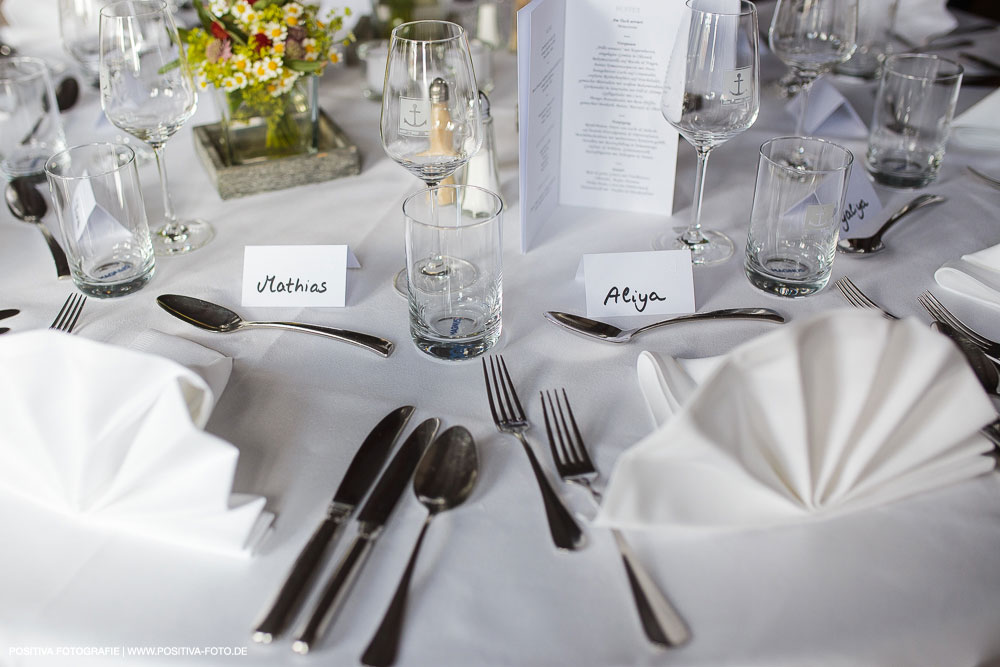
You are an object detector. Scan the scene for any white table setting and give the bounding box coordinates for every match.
[2,0,1000,665]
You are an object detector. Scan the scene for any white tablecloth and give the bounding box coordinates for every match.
[3,9,1000,666]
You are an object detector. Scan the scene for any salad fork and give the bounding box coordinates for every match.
[481,355,584,551]
[49,294,86,333]
[834,277,899,319]
[918,291,1000,359]
[540,389,690,647]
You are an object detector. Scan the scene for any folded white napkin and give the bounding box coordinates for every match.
[0,330,271,557]
[597,310,996,531]
[895,0,957,45]
[951,88,1000,150]
[935,242,1000,310]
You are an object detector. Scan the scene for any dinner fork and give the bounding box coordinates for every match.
[481,356,585,551]
[918,291,1000,359]
[49,294,86,333]
[540,389,690,648]
[834,277,900,319]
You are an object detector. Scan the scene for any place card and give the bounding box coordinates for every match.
[581,250,695,318]
[70,177,132,245]
[517,0,684,252]
[241,245,359,308]
[786,78,867,138]
[839,164,884,238]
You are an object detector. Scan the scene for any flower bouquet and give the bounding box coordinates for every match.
[182,0,352,163]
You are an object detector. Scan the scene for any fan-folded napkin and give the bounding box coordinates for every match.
[0,330,271,557]
[934,242,1000,310]
[596,310,996,531]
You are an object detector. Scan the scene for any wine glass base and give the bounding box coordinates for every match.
[392,257,480,297]
[653,227,734,265]
[152,219,214,256]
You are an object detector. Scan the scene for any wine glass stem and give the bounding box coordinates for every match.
[683,146,713,245]
[794,79,814,137]
[151,143,184,236]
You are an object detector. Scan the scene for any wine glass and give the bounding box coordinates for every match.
[769,0,858,137]
[380,20,483,294]
[99,0,213,255]
[658,0,760,265]
[59,0,108,86]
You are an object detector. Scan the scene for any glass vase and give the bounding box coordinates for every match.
[216,75,319,165]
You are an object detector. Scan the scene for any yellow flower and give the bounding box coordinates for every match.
[264,21,287,42]
[271,42,285,56]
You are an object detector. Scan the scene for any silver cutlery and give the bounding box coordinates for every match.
[482,355,585,551]
[918,290,1000,359]
[968,167,1000,190]
[959,52,1000,74]
[544,308,784,343]
[0,309,19,321]
[252,406,415,644]
[932,321,1000,396]
[834,277,899,319]
[49,294,86,333]
[156,294,394,358]
[837,194,946,255]
[5,177,71,279]
[0,328,9,335]
[292,418,439,655]
[540,389,690,648]
[361,426,479,667]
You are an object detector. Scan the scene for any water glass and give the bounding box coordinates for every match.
[834,0,899,80]
[405,185,502,361]
[745,137,854,298]
[0,57,68,180]
[45,143,155,298]
[866,54,963,189]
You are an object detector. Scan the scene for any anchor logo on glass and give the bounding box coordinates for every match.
[398,96,430,137]
[722,67,751,106]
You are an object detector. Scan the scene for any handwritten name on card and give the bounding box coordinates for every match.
[840,165,883,238]
[583,250,695,318]
[241,245,358,308]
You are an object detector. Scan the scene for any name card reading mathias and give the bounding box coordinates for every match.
[241,245,359,308]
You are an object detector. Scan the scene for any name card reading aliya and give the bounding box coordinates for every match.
[582,250,695,318]
[241,245,360,308]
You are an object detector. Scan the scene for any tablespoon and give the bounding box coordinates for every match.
[4,178,71,279]
[544,308,785,343]
[156,294,395,357]
[837,194,946,255]
[361,425,478,667]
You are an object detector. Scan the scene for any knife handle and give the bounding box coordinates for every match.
[612,529,690,647]
[252,512,346,643]
[292,535,374,654]
[516,434,585,551]
[249,321,394,358]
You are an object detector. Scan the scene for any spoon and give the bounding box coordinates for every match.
[5,178,71,279]
[156,294,395,357]
[968,167,1000,190]
[837,194,946,255]
[933,320,1000,396]
[361,425,479,667]
[544,308,785,343]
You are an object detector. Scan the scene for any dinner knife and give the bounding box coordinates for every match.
[291,417,439,655]
[251,405,415,644]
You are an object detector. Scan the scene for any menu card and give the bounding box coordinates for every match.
[516,0,683,252]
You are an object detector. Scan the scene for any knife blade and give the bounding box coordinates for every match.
[291,417,440,655]
[251,405,415,644]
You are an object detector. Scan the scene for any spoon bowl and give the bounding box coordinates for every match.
[361,426,478,667]
[5,177,71,279]
[837,194,946,255]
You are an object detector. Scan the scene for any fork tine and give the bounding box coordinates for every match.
[49,294,74,330]
[540,390,563,468]
[835,277,898,319]
[920,291,991,348]
[65,295,86,333]
[560,389,594,469]
[551,391,578,465]
[497,355,526,422]
[481,358,502,426]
